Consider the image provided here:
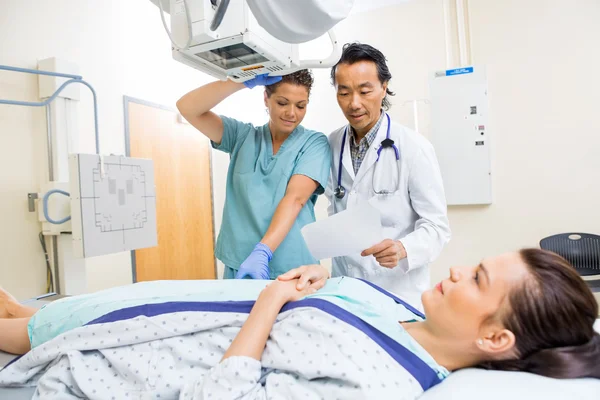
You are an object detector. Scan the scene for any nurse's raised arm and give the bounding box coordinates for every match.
[176,75,282,145]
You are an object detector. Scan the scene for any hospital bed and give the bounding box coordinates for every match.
[1,297,599,399]
[0,294,66,399]
[0,354,35,399]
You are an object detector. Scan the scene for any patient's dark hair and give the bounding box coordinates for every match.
[478,249,600,379]
[265,69,314,98]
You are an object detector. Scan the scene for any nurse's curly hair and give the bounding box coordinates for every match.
[265,69,314,98]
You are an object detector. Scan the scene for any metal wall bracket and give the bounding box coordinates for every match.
[27,193,39,212]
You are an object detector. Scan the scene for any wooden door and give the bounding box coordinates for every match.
[126,98,216,281]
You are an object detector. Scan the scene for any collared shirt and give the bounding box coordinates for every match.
[349,111,385,174]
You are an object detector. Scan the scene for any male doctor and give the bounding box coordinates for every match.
[326,43,451,308]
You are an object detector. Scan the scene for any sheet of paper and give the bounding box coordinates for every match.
[301,202,384,260]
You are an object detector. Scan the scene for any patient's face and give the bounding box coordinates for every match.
[422,252,529,342]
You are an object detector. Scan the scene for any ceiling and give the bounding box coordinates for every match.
[150,0,413,15]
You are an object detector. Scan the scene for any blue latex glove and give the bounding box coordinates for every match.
[235,243,273,280]
[243,73,282,89]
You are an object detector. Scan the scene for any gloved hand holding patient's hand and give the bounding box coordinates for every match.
[235,243,273,280]
[243,73,283,89]
[277,264,329,292]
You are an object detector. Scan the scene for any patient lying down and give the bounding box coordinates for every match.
[0,249,598,399]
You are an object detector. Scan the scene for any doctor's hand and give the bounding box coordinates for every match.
[243,74,283,89]
[361,239,407,268]
[235,243,273,280]
[277,264,329,292]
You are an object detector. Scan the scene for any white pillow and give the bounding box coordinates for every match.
[419,320,600,400]
[420,368,600,400]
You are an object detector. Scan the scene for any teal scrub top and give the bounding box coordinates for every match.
[212,116,331,278]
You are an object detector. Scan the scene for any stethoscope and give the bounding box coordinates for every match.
[334,113,400,199]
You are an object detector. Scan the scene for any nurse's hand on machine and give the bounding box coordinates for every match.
[243,74,283,89]
[277,264,329,292]
[361,239,407,268]
[235,243,273,280]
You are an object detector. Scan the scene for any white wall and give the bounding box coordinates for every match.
[307,0,600,295]
[303,0,600,303]
[2,0,599,303]
[431,0,600,287]
[0,0,262,299]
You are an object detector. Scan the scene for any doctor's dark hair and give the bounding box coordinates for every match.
[330,42,396,110]
[265,69,314,98]
[478,249,600,379]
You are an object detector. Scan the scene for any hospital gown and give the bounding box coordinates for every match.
[0,278,448,399]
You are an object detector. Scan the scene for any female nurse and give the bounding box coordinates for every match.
[176,71,331,280]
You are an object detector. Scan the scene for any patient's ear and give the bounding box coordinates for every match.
[478,328,516,356]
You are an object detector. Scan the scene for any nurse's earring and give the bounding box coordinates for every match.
[477,339,484,346]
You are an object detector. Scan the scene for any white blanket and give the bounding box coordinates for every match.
[0,302,431,399]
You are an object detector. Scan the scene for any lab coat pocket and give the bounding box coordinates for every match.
[370,192,405,228]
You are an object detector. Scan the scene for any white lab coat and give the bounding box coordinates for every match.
[326,116,451,309]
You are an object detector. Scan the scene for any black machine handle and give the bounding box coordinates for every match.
[210,0,231,31]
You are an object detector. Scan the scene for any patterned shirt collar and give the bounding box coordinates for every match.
[349,110,385,148]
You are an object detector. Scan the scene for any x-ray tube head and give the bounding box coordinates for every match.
[160,0,350,82]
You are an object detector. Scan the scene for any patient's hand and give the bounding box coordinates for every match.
[223,279,310,363]
[277,265,329,292]
[261,279,317,304]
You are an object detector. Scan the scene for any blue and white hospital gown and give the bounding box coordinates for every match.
[213,117,331,278]
[0,278,449,399]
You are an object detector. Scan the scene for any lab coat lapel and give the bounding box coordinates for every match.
[353,118,388,186]
[341,128,356,181]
